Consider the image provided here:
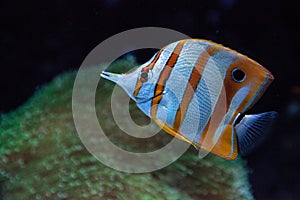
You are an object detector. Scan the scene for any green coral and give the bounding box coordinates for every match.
[0,57,253,199]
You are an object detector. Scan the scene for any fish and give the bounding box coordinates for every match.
[100,39,278,160]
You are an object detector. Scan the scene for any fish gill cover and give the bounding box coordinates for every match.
[0,57,253,200]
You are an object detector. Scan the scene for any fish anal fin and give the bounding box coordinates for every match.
[209,125,238,160]
[155,116,238,160]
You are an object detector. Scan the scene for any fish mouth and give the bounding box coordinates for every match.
[101,70,138,101]
[101,70,165,104]
[100,71,123,84]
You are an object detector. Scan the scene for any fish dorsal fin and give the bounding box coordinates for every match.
[235,111,278,156]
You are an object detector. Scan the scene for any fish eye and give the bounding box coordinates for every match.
[140,71,148,79]
[231,68,246,82]
[139,69,152,83]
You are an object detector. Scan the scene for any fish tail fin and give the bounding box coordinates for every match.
[235,111,278,156]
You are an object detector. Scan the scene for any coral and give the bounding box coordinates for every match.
[0,57,253,199]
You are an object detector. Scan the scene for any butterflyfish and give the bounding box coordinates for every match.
[101,39,277,160]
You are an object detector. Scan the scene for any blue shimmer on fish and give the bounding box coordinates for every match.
[100,39,277,160]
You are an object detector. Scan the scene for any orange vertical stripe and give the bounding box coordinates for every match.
[197,47,240,155]
[173,48,211,131]
[150,41,185,118]
[133,49,164,97]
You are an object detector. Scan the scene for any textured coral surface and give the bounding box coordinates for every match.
[0,58,253,200]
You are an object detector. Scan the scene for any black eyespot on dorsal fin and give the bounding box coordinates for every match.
[232,68,246,82]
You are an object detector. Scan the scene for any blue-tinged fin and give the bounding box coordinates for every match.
[235,111,278,156]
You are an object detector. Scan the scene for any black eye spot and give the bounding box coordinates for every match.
[231,68,246,82]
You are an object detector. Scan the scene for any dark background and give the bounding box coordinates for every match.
[1,0,299,199]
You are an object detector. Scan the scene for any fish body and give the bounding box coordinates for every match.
[101,39,277,160]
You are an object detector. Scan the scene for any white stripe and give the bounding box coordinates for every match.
[180,49,236,142]
[156,40,208,127]
[136,41,179,118]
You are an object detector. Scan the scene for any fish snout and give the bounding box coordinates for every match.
[100,71,124,84]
